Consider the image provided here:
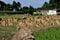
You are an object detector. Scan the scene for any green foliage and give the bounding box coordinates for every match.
[29,6,36,15]
[42,0,57,9]
[42,2,49,8]
[0,1,36,14]
[0,22,18,40]
[42,0,60,12]
[0,1,6,10]
[33,27,60,40]
[0,1,21,11]
[20,6,36,14]
[0,26,17,40]
[20,6,29,14]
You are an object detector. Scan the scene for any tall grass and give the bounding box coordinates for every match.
[33,27,60,40]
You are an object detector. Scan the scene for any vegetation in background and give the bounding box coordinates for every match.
[42,0,60,12]
[0,1,36,15]
[0,1,21,11]
[0,0,60,14]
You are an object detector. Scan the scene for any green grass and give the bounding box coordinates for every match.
[0,22,18,40]
[0,26,17,40]
[33,27,60,40]
[0,26,16,39]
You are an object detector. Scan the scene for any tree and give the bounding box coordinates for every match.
[50,0,60,11]
[12,1,17,11]
[29,6,35,14]
[0,1,6,10]
[56,0,60,11]
[49,0,57,8]
[42,0,57,9]
[20,6,29,14]
[42,2,49,8]
[12,1,21,11]
[6,4,13,11]
[50,0,56,4]
[17,2,21,10]
[20,6,36,14]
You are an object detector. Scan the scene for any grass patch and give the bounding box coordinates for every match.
[33,27,60,40]
[0,26,17,40]
[0,22,18,40]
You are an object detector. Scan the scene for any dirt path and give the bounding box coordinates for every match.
[11,27,34,40]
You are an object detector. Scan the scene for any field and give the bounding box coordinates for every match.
[0,14,60,40]
[33,26,60,40]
